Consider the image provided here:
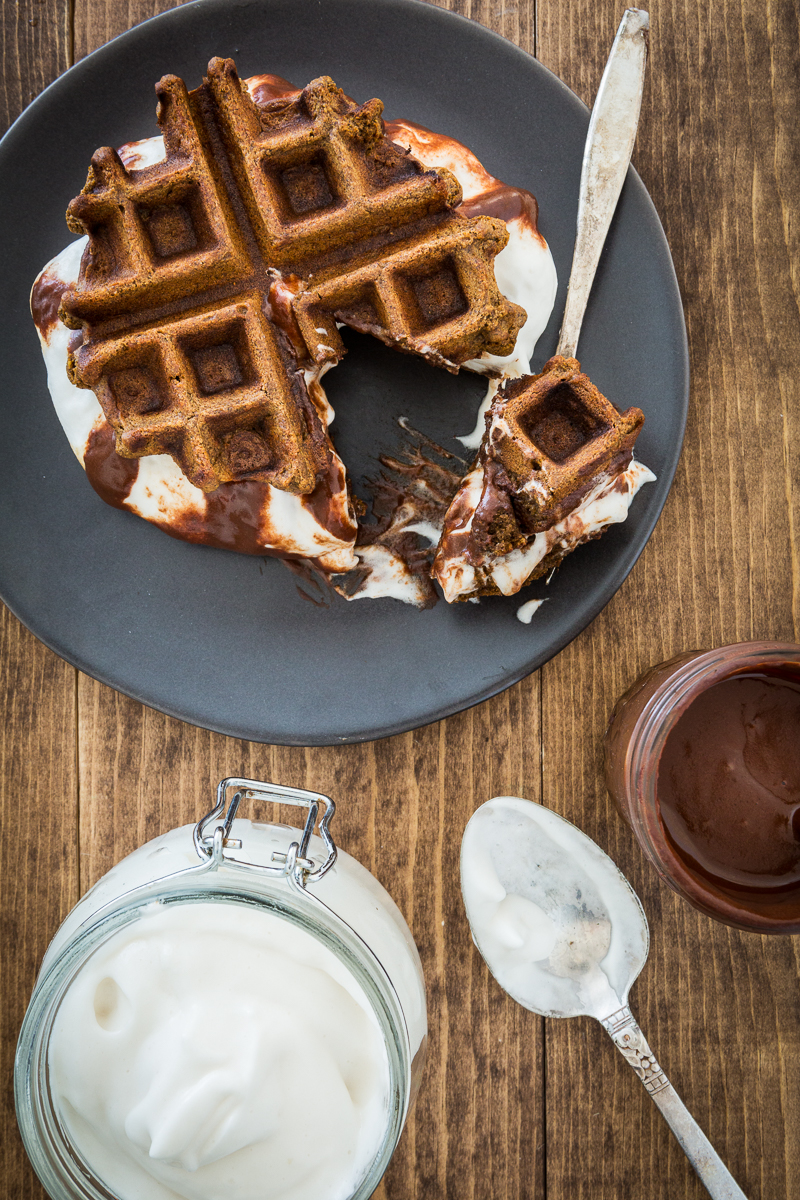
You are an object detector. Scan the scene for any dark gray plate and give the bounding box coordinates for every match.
[0,0,688,745]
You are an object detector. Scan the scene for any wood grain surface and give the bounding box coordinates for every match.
[2,1,799,1198]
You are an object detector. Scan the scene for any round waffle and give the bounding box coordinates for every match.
[59,60,525,496]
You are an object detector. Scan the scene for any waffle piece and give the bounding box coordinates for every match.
[59,60,525,492]
[432,356,646,601]
[75,294,325,493]
[206,64,461,267]
[205,58,525,370]
[290,215,514,371]
[61,75,250,327]
[487,355,644,533]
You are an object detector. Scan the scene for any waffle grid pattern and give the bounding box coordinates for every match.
[60,59,524,493]
[492,356,645,532]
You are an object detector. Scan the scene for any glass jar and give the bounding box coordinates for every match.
[16,778,427,1200]
[603,642,800,933]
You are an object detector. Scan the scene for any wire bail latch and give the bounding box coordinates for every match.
[194,777,337,886]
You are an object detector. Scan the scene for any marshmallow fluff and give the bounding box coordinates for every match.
[49,903,389,1200]
[21,818,427,1200]
[461,797,648,1020]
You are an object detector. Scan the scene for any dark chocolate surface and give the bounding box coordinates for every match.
[658,670,800,892]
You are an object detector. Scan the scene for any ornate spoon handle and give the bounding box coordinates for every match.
[601,1007,748,1200]
[557,8,650,358]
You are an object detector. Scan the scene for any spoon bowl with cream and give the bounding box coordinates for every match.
[460,796,748,1200]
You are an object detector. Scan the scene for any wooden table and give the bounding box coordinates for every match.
[2,1,799,1196]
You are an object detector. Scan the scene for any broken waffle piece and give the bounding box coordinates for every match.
[432,355,653,602]
[488,356,644,530]
[59,59,525,493]
[33,65,561,590]
[205,59,524,371]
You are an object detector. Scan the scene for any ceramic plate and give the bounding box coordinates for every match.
[0,0,688,744]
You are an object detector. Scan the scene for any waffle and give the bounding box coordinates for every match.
[432,356,645,599]
[486,355,644,532]
[59,59,525,492]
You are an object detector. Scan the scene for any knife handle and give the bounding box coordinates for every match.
[557,8,649,359]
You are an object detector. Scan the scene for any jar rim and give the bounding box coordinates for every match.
[15,863,411,1200]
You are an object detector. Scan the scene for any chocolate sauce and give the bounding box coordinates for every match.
[158,469,353,559]
[84,423,138,507]
[332,434,464,607]
[303,454,356,544]
[246,74,300,105]
[82,416,355,559]
[38,82,544,601]
[459,187,541,235]
[246,73,357,109]
[30,269,67,338]
[168,480,268,554]
[658,670,800,892]
[383,117,544,243]
[82,418,272,552]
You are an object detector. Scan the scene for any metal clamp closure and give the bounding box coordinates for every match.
[194,777,337,887]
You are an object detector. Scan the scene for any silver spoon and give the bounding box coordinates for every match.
[460,797,748,1200]
[557,7,650,359]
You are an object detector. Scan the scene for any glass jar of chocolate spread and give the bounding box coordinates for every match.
[603,642,800,933]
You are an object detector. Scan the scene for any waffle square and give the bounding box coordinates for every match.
[74,294,326,493]
[488,355,645,532]
[61,76,250,327]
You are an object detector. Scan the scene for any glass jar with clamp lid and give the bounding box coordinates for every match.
[16,778,427,1200]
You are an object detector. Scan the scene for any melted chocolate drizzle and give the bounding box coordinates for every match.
[334,430,466,608]
[460,186,541,233]
[169,480,270,554]
[30,269,68,338]
[383,117,545,244]
[84,423,138,507]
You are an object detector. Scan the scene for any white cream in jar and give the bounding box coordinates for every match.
[49,902,389,1200]
[17,784,427,1200]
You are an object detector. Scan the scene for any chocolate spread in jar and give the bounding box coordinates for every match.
[657,669,800,892]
